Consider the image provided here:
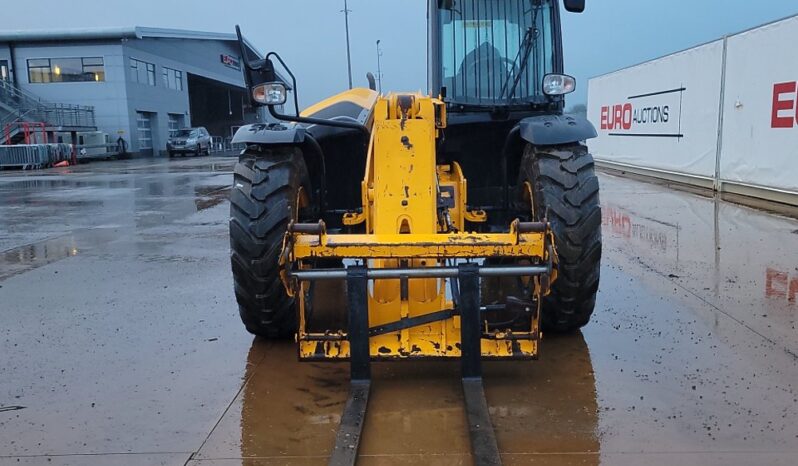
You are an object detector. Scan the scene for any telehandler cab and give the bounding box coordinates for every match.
[230,0,600,463]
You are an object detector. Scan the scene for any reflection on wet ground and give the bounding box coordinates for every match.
[0,158,236,254]
[1,159,797,465]
[194,186,231,212]
[599,174,798,358]
[194,334,598,466]
[1,233,80,280]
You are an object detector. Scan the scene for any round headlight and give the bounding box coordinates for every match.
[542,74,576,96]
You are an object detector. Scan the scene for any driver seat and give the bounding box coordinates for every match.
[450,42,509,103]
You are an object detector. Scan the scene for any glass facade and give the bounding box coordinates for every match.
[162,67,183,91]
[130,58,156,86]
[27,57,105,83]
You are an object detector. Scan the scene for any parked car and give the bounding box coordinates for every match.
[167,127,211,157]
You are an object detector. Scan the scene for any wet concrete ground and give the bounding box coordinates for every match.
[1,158,796,465]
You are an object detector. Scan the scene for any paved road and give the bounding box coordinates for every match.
[0,158,796,465]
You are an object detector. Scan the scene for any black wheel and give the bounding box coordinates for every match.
[168,151,175,158]
[230,147,310,338]
[518,143,602,332]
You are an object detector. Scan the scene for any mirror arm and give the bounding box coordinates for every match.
[266,52,300,118]
[236,26,367,137]
[267,105,370,137]
[235,25,254,87]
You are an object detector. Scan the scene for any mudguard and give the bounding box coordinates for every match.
[232,123,306,145]
[518,114,597,146]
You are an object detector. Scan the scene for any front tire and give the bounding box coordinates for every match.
[229,147,310,338]
[518,143,602,332]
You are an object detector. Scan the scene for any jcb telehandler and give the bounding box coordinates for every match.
[230,0,600,464]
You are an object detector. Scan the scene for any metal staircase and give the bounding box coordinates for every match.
[0,79,96,144]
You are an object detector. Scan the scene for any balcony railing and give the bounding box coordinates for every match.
[0,79,96,129]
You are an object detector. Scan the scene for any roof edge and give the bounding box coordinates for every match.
[0,27,138,42]
[0,26,262,57]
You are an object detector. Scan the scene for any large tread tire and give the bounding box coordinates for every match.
[230,147,309,338]
[519,143,602,333]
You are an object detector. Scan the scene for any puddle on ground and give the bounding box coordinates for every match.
[0,229,119,281]
[600,173,798,356]
[0,176,232,280]
[195,332,599,463]
[194,185,230,212]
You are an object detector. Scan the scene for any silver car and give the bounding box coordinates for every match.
[167,127,211,157]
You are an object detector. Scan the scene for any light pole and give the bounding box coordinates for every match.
[376,39,383,93]
[342,0,353,89]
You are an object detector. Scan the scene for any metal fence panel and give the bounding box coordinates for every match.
[0,144,74,169]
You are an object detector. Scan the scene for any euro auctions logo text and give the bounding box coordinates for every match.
[599,103,671,130]
[771,81,798,128]
[596,87,684,138]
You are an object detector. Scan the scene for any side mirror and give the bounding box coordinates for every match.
[232,25,364,135]
[245,59,278,95]
[563,0,585,13]
[438,0,455,10]
[236,25,284,108]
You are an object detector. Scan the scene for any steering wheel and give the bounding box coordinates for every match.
[464,55,520,91]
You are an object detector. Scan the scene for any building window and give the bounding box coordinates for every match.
[130,58,156,86]
[168,113,185,137]
[162,67,183,91]
[137,112,153,150]
[27,57,105,83]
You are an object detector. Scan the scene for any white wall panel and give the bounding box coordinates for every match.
[588,15,798,203]
[588,40,725,179]
[720,16,798,192]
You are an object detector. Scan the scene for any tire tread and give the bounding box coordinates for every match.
[229,147,308,338]
[519,143,602,332]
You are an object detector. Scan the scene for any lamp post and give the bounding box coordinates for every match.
[376,39,383,93]
[342,0,353,89]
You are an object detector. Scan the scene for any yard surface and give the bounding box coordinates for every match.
[1,157,796,465]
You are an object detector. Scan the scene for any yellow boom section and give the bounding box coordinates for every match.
[282,93,556,361]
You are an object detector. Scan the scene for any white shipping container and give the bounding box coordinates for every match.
[587,14,798,205]
[721,15,798,194]
[587,40,724,182]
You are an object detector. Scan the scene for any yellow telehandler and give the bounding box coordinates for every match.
[230,1,599,464]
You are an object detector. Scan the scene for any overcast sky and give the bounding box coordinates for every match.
[4,0,798,109]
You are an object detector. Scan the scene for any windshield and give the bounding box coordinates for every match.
[174,129,197,138]
[439,0,555,106]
